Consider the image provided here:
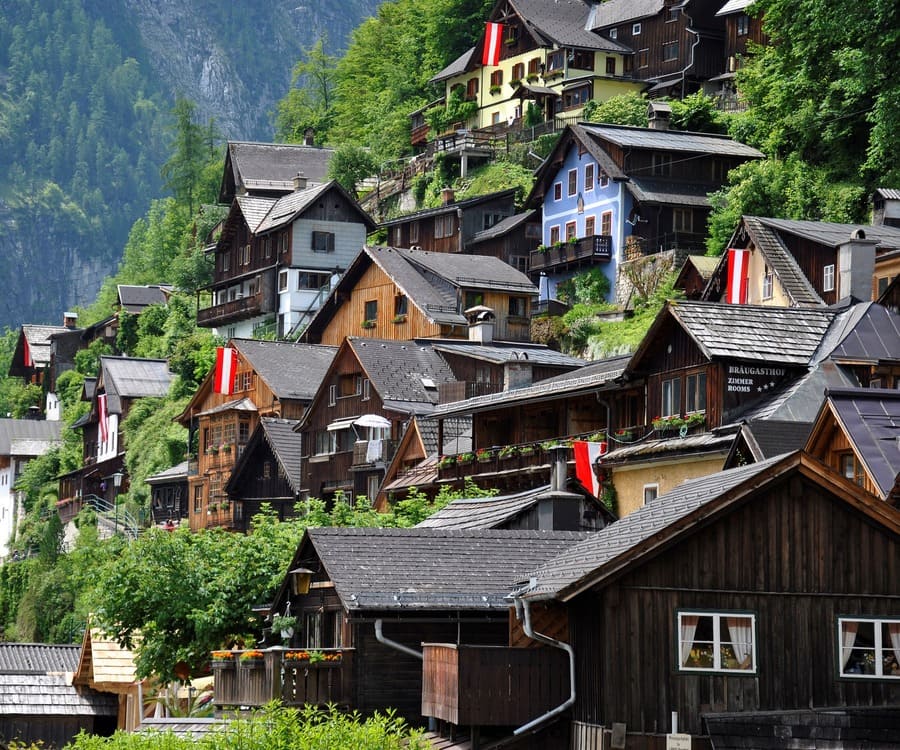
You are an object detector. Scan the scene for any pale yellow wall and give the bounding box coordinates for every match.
[745,246,793,307]
[613,455,727,517]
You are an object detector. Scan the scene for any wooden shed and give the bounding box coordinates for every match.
[74,628,145,731]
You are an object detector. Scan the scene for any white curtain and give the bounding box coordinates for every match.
[679,615,699,667]
[888,622,900,668]
[841,620,858,670]
[726,617,752,668]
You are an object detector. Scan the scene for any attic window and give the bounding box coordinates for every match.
[823,264,835,292]
[421,377,437,390]
[312,231,335,253]
[609,28,618,40]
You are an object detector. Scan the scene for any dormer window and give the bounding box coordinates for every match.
[632,22,642,35]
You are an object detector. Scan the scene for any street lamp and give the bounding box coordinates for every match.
[111,471,124,536]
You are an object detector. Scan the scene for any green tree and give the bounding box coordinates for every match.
[582,93,649,127]
[327,143,378,198]
[160,98,218,217]
[275,38,338,144]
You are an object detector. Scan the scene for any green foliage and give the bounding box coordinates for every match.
[455,161,535,207]
[424,89,478,136]
[327,143,379,198]
[74,339,113,377]
[555,268,611,306]
[581,93,649,126]
[275,38,338,144]
[160,98,221,217]
[668,92,729,133]
[523,101,543,128]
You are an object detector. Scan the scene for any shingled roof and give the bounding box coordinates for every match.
[219,141,334,203]
[100,356,174,415]
[7,325,69,377]
[578,123,764,159]
[416,485,554,529]
[299,527,591,610]
[256,180,375,234]
[0,419,61,457]
[233,339,337,402]
[587,0,665,28]
[259,418,303,490]
[506,0,631,52]
[116,285,171,313]
[0,643,80,674]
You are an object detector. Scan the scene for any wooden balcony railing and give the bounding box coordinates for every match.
[529,235,612,272]
[422,644,569,726]
[212,648,352,709]
[197,291,267,327]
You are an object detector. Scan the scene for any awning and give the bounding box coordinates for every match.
[354,414,391,429]
[327,417,358,432]
[513,83,559,98]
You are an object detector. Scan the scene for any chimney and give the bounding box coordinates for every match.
[465,306,495,343]
[63,311,78,329]
[838,229,877,301]
[304,127,315,146]
[503,357,533,390]
[647,100,672,130]
[293,172,308,191]
[872,189,900,228]
[441,187,456,205]
[537,445,583,531]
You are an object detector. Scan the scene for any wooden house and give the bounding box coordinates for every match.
[674,254,721,299]
[0,418,61,557]
[145,461,189,527]
[501,452,900,747]
[224,417,304,528]
[704,216,900,306]
[8,317,79,420]
[805,388,900,506]
[198,177,376,340]
[588,0,727,97]
[74,627,145,732]
[299,337,457,505]
[218,140,334,204]
[468,209,543,275]
[300,245,538,346]
[56,357,174,533]
[524,123,762,303]
[0,643,117,748]
[380,189,517,255]
[425,0,642,138]
[175,339,336,531]
[710,0,769,110]
[213,527,588,735]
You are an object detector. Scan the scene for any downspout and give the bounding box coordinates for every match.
[375,619,423,660]
[512,595,576,736]
[677,1,701,99]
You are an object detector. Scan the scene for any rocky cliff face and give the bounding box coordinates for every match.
[119,0,378,140]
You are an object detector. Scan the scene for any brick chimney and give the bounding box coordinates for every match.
[293,172,308,191]
[838,229,877,301]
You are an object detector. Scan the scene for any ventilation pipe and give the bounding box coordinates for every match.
[512,595,576,735]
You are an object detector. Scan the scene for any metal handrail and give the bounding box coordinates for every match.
[83,493,140,540]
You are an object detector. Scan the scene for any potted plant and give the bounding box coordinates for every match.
[392,313,407,324]
[685,411,706,429]
[476,448,494,463]
[519,443,535,456]
[499,445,519,460]
[239,649,265,668]
[208,502,218,514]
[489,84,502,95]
[614,428,634,442]
[361,319,376,329]
[509,78,521,88]
[222,443,232,454]
[438,455,456,469]
[526,72,539,83]
[220,499,230,512]
[211,650,235,669]
[284,650,311,664]
[456,451,475,465]
[271,614,298,641]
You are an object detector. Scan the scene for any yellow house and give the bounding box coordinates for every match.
[429,0,645,131]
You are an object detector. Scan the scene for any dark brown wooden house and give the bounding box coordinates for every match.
[502,452,900,748]
[467,209,542,275]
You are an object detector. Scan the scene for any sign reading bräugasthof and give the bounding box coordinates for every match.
[725,364,787,395]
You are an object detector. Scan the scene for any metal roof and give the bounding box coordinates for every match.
[469,210,537,244]
[587,0,665,28]
[416,485,554,530]
[579,123,765,158]
[627,177,718,207]
[116,285,171,313]
[101,357,174,414]
[716,0,755,15]
[754,216,900,250]
[145,461,189,485]
[380,189,517,227]
[428,340,586,368]
[0,643,80,674]
[0,419,61,456]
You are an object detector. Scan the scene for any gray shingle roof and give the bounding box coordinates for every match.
[0,643,80,673]
[600,430,735,463]
[509,0,631,52]
[427,340,586,368]
[233,340,337,402]
[255,180,375,234]
[0,673,118,715]
[470,210,537,245]
[822,388,900,498]
[235,195,277,233]
[737,419,812,460]
[0,419,61,456]
[139,718,226,737]
[22,325,68,367]
[716,0,755,14]
[380,189,518,227]
[225,141,334,193]
[403,249,537,293]
[430,47,476,83]
[101,357,174,414]
[627,177,718,207]
[579,123,765,159]
[145,461,189,485]
[116,285,171,313]
[196,396,258,418]
[522,453,793,600]
[754,216,900,250]
[350,338,457,408]
[588,0,665,28]
[260,418,304,490]
[307,527,591,610]
[416,485,553,529]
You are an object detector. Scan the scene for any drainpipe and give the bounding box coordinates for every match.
[512,595,576,736]
[374,619,423,660]
[677,1,701,99]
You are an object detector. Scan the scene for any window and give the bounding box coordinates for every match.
[505,25,520,45]
[599,171,609,188]
[638,49,649,68]
[838,618,900,678]
[278,270,288,291]
[632,22,642,35]
[193,485,203,514]
[222,250,230,272]
[553,182,562,201]
[528,57,541,75]
[466,77,479,99]
[239,420,250,444]
[663,41,679,62]
[762,266,774,300]
[711,159,729,182]
[585,215,596,237]
[585,164,595,191]
[550,225,560,244]
[464,291,484,309]
[339,373,362,397]
[564,84,593,110]
[239,371,252,392]
[823,264,835,292]
[263,237,272,259]
[686,372,706,414]
[483,211,506,230]
[364,299,377,323]
[279,231,289,255]
[490,69,503,87]
[546,51,564,73]
[609,28,617,40]
[362,378,371,401]
[840,453,864,486]
[297,271,330,290]
[508,296,527,317]
[643,484,658,505]
[511,255,529,273]
[409,222,419,243]
[511,62,525,82]
[661,377,682,417]
[315,430,333,455]
[435,214,455,238]
[312,230,335,253]
[737,14,750,35]
[568,170,578,196]
[678,611,756,672]
[605,56,616,75]
[304,611,322,648]
[571,51,595,70]
[652,153,672,176]
[600,211,612,237]
[394,294,408,316]
[673,208,693,233]
[328,384,337,407]
[492,111,500,124]
[667,6,680,21]
[565,221,577,241]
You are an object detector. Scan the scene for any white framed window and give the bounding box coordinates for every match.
[643,484,658,505]
[823,264,835,292]
[568,169,578,197]
[550,225,561,244]
[678,611,756,673]
[838,617,900,679]
[278,270,288,291]
[662,41,679,61]
[661,376,681,417]
[762,266,773,300]
[632,22,642,35]
[609,28,617,40]
[328,384,337,407]
[686,371,706,414]
[361,378,371,401]
[553,182,562,202]
[585,163,595,191]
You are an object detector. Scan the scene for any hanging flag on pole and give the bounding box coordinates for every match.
[482,22,503,66]
[726,248,750,304]
[213,346,237,395]
[573,440,607,497]
[98,393,109,443]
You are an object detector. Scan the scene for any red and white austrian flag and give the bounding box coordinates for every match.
[213,346,237,395]
[482,22,503,66]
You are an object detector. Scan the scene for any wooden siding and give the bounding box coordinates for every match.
[723,14,768,69]
[806,414,884,500]
[569,474,900,737]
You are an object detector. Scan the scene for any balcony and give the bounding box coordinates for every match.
[422,644,569,726]
[529,235,612,272]
[351,439,399,468]
[197,291,266,328]
[437,443,551,482]
[212,648,352,709]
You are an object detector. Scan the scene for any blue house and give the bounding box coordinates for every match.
[525,117,762,303]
